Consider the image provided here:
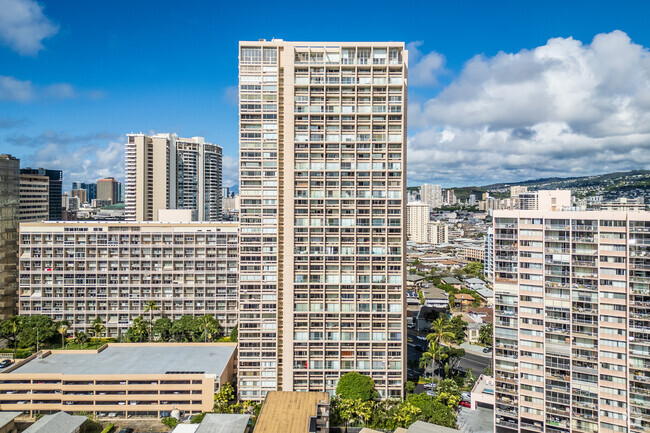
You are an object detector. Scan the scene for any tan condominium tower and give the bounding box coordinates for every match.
[492,210,650,433]
[125,133,223,221]
[237,40,407,400]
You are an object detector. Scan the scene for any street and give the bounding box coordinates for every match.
[407,328,492,378]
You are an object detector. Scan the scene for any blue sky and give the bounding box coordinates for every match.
[2,0,650,189]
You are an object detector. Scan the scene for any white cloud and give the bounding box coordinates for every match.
[406,40,446,87]
[222,155,238,188]
[0,75,104,102]
[20,133,124,188]
[0,75,34,101]
[407,30,650,186]
[0,0,58,56]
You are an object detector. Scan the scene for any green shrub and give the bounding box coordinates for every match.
[14,348,34,358]
[191,412,206,423]
[161,417,179,428]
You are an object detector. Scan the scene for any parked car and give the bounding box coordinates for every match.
[424,382,437,390]
[483,346,492,353]
[461,392,471,401]
[460,400,471,408]
[0,359,12,368]
[416,336,427,342]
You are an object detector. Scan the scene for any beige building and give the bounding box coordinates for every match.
[407,202,430,243]
[0,154,20,320]
[420,184,442,209]
[0,343,236,418]
[255,391,329,433]
[125,133,222,222]
[19,173,49,222]
[18,221,238,336]
[493,210,650,433]
[428,221,449,245]
[70,188,87,204]
[97,177,119,205]
[237,40,407,400]
[518,189,571,211]
[510,185,528,197]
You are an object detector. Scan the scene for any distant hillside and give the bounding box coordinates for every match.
[481,170,650,191]
[409,170,650,200]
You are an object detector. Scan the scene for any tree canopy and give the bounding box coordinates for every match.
[335,372,378,401]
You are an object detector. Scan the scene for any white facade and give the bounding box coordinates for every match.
[125,133,223,222]
[18,221,238,336]
[407,202,430,243]
[420,184,442,209]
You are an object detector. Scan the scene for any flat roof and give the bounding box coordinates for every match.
[196,414,250,433]
[9,344,235,376]
[255,391,329,433]
[23,412,86,433]
[0,411,21,428]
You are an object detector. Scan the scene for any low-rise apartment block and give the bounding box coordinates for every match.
[0,343,236,418]
[18,221,238,336]
[492,210,650,433]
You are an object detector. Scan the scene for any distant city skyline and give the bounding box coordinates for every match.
[2,0,650,188]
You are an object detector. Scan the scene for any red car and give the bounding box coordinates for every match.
[460,401,471,408]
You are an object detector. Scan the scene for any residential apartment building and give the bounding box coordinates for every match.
[20,168,63,221]
[483,227,494,279]
[510,185,528,198]
[420,184,442,209]
[0,154,20,320]
[125,133,223,221]
[492,210,650,433]
[443,189,456,206]
[18,221,238,336]
[407,202,430,243]
[19,173,49,222]
[518,190,572,212]
[428,221,449,245]
[238,40,407,400]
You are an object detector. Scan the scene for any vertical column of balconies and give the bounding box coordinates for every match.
[543,219,572,433]
[629,220,650,432]
[238,45,281,400]
[568,220,599,433]
[494,217,520,432]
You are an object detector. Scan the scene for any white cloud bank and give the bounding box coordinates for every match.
[0,0,58,56]
[407,30,650,186]
[21,133,125,188]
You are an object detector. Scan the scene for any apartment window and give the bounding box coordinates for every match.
[241,48,261,63]
[263,48,277,63]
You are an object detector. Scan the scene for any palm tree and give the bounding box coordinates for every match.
[56,320,69,349]
[7,316,21,350]
[144,301,159,342]
[427,317,455,346]
[420,340,447,378]
[73,331,89,349]
[91,317,105,348]
[199,315,221,342]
